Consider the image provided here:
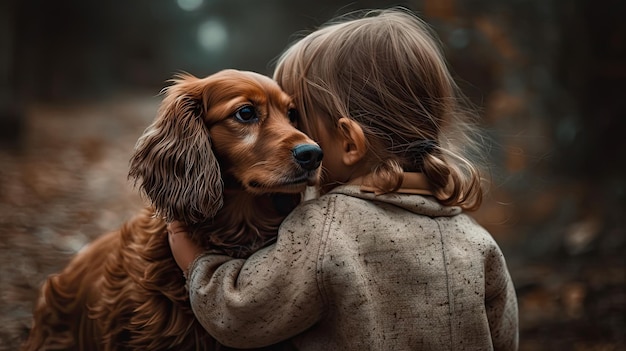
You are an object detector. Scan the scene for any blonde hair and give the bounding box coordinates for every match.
[274,8,485,210]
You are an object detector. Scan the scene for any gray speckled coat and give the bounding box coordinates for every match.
[188,185,519,350]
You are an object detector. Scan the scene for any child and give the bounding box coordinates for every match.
[169,8,518,350]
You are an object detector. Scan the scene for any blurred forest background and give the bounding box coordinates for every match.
[0,0,624,350]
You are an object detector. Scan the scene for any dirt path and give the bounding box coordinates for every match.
[0,96,155,349]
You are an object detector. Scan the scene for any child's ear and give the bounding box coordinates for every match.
[337,117,367,166]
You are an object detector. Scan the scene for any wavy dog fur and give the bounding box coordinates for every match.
[23,70,322,351]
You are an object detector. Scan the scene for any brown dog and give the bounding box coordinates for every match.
[23,70,322,350]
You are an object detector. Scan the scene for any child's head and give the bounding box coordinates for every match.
[274,8,484,210]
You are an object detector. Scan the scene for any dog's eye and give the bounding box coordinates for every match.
[287,108,299,125]
[234,105,258,123]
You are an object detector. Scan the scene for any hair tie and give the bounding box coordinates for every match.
[403,140,438,172]
[408,140,437,155]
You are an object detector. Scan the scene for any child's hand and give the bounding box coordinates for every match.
[167,221,204,276]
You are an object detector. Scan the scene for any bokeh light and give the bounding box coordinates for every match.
[197,19,228,53]
[176,0,203,12]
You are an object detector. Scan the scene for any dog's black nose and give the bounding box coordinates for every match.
[292,144,323,171]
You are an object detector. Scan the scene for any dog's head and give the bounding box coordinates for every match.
[129,69,322,224]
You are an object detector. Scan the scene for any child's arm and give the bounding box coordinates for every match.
[168,221,205,276]
[485,245,519,351]
[170,201,327,348]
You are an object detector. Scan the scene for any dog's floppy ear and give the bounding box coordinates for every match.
[129,74,223,223]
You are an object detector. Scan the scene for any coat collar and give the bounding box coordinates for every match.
[328,173,461,218]
[356,172,433,196]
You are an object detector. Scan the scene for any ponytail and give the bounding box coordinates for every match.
[421,149,483,211]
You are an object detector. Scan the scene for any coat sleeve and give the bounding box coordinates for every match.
[484,243,519,351]
[186,200,328,348]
